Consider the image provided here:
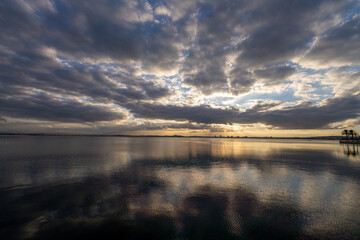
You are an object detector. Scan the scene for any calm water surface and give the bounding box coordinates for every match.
[0,136,360,239]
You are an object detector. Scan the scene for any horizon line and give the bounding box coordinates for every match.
[0,132,344,139]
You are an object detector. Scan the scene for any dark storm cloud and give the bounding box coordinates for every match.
[242,95,360,129]
[247,101,283,112]
[229,68,256,95]
[254,65,297,85]
[184,62,229,95]
[127,94,360,129]
[126,103,241,124]
[0,93,125,123]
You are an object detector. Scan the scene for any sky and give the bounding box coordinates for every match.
[0,0,359,137]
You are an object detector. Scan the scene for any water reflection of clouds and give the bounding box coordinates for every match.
[155,163,360,233]
[3,137,358,189]
[0,136,134,188]
[1,136,360,239]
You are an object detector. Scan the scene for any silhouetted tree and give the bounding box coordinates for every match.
[349,130,354,141]
[342,129,349,140]
[349,129,355,141]
[354,131,358,140]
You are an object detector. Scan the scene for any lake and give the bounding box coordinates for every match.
[0,136,359,239]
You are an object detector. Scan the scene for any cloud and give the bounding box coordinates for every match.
[0,0,177,125]
[0,0,359,132]
[37,0,179,69]
[229,68,256,95]
[0,93,125,123]
[329,118,360,129]
[254,65,297,86]
[0,45,172,121]
[126,102,239,124]
[184,62,229,95]
[323,67,360,97]
[305,14,360,67]
[127,94,360,129]
[95,121,212,133]
[235,0,351,67]
[242,95,360,129]
[180,0,354,94]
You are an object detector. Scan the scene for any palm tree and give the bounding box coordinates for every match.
[349,130,356,141]
[352,130,358,141]
[342,129,349,140]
